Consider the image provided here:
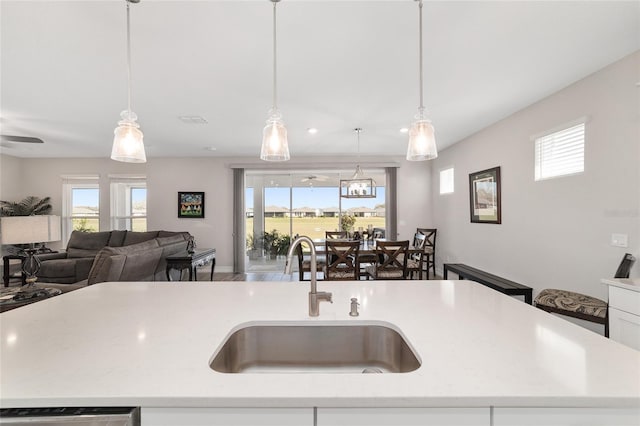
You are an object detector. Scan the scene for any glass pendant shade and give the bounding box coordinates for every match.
[407,115,437,161]
[111,110,146,163]
[260,111,290,161]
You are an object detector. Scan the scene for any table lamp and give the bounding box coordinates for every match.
[0,215,61,291]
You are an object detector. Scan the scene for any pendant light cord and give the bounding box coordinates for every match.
[126,0,133,114]
[418,0,424,111]
[272,0,278,111]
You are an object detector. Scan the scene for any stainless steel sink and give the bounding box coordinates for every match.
[210,322,421,374]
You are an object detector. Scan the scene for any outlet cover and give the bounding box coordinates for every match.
[611,233,628,248]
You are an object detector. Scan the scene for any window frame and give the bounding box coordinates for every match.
[62,176,100,243]
[439,167,454,194]
[110,175,147,232]
[533,118,586,182]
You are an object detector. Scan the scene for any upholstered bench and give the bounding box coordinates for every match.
[535,289,608,332]
[534,253,636,337]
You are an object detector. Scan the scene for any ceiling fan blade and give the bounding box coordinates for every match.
[1,135,44,144]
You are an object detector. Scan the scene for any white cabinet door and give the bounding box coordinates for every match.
[317,408,489,426]
[493,407,640,425]
[609,307,640,351]
[141,407,313,426]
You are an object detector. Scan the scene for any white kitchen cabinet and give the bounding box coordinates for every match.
[141,407,313,426]
[492,407,640,425]
[610,307,640,350]
[602,278,640,350]
[317,407,489,426]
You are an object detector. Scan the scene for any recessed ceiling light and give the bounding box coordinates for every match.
[400,128,409,133]
[206,147,217,151]
[307,128,318,134]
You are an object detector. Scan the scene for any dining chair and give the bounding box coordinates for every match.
[365,240,409,280]
[416,228,437,279]
[535,253,636,337]
[295,241,325,281]
[407,233,427,279]
[326,231,348,240]
[325,240,360,281]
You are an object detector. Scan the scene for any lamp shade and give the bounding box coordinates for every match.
[407,119,438,161]
[112,111,146,163]
[260,115,290,161]
[0,215,61,245]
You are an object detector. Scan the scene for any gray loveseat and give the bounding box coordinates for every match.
[36,230,191,291]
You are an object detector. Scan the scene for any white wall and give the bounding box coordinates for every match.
[0,154,432,271]
[431,52,640,331]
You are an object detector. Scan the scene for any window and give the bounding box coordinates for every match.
[534,121,585,181]
[440,167,454,194]
[110,176,147,231]
[62,176,100,242]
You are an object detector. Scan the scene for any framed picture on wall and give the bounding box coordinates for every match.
[178,191,205,219]
[469,167,501,224]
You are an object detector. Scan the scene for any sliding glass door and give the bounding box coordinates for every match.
[245,169,386,272]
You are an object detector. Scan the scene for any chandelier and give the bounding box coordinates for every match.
[340,128,376,199]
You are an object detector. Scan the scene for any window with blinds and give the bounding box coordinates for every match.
[534,122,585,181]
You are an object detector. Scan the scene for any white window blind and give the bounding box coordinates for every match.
[440,167,454,194]
[534,122,585,181]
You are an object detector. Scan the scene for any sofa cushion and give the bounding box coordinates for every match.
[118,247,164,282]
[156,235,188,247]
[123,231,159,246]
[87,255,126,285]
[158,231,190,239]
[38,258,77,283]
[66,231,112,258]
[87,239,160,285]
[107,230,128,247]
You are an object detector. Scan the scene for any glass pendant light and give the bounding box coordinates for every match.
[407,0,437,161]
[340,128,376,199]
[260,0,290,161]
[111,0,146,163]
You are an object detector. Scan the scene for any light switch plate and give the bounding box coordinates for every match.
[611,233,628,248]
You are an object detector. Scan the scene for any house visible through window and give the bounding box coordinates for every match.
[440,167,454,194]
[534,121,585,181]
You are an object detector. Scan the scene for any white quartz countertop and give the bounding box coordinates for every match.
[1,280,639,408]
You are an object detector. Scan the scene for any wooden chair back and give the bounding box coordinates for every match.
[325,240,360,281]
[295,240,324,281]
[326,231,348,240]
[373,240,409,280]
[416,228,437,278]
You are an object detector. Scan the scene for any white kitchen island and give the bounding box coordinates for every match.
[1,280,639,425]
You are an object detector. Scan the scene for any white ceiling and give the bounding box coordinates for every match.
[1,0,638,159]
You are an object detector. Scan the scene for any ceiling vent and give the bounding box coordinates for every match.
[178,115,209,124]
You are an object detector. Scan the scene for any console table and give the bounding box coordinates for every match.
[166,248,216,281]
[443,263,533,304]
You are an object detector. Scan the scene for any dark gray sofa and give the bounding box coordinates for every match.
[36,230,191,289]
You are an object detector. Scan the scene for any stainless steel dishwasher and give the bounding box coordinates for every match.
[0,407,140,425]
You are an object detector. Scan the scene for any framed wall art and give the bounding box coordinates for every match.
[178,191,205,219]
[469,167,501,224]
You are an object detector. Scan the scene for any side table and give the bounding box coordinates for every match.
[166,248,216,281]
[3,255,26,287]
